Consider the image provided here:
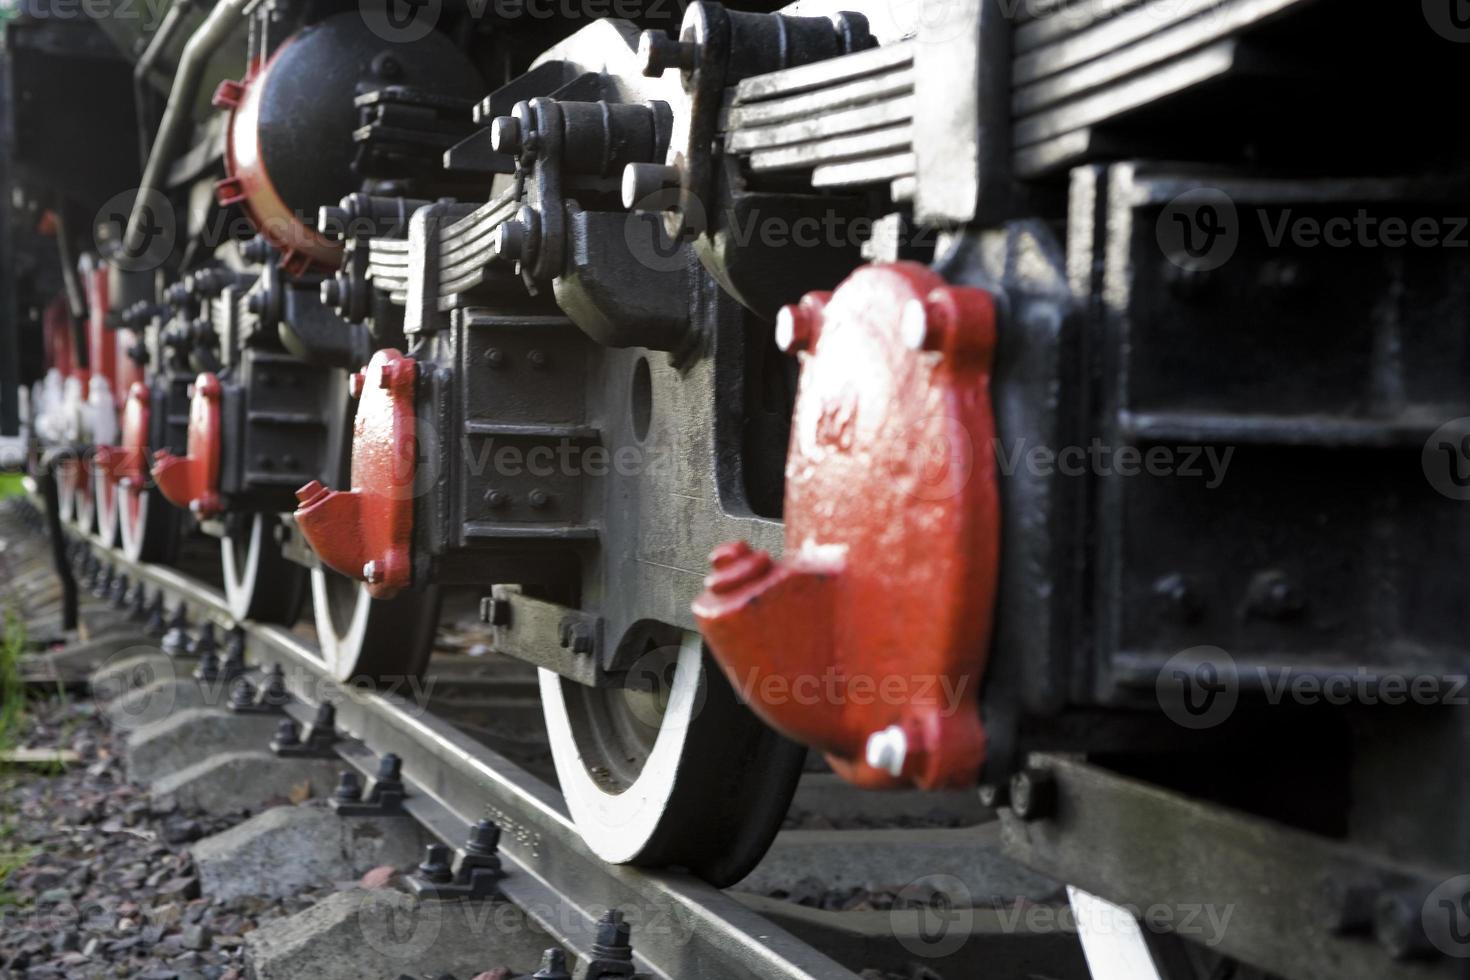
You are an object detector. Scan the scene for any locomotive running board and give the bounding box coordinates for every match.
[998,754,1466,980]
[94,541,863,980]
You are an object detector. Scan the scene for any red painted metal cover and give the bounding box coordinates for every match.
[150,374,223,517]
[96,381,153,493]
[693,262,1001,790]
[84,265,116,394]
[294,349,417,599]
[214,48,343,275]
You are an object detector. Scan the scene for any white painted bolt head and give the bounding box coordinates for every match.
[900,299,930,351]
[774,305,799,353]
[362,561,381,583]
[865,724,908,777]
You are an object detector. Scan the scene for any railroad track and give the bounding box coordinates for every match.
[0,496,1077,980]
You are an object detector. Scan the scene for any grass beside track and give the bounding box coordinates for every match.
[0,610,30,906]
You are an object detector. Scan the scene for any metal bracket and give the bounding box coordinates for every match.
[487,586,608,687]
[329,753,407,816]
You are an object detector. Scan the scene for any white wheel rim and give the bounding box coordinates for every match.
[221,515,265,621]
[310,567,374,681]
[539,632,702,865]
[1068,886,1166,980]
[93,466,119,548]
[118,486,149,561]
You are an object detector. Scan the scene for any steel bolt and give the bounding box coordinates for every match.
[110,573,130,609]
[377,753,402,782]
[228,677,256,710]
[620,162,682,210]
[466,819,501,856]
[371,52,402,81]
[533,948,572,980]
[491,219,526,263]
[592,909,632,961]
[318,205,348,240]
[483,346,505,368]
[363,561,383,584]
[161,603,190,655]
[479,597,511,627]
[313,702,336,732]
[637,29,698,77]
[416,844,454,884]
[865,725,908,778]
[189,622,218,659]
[528,489,550,509]
[193,645,219,683]
[274,719,300,747]
[145,593,167,637]
[978,782,1009,809]
[484,489,509,509]
[128,584,149,622]
[1010,767,1056,821]
[241,235,272,264]
[1153,572,1202,623]
[219,637,246,682]
[92,563,113,599]
[258,667,286,705]
[490,115,521,155]
[378,358,415,392]
[334,771,363,802]
[1246,569,1304,621]
[902,287,997,357]
[527,349,548,370]
[775,294,829,354]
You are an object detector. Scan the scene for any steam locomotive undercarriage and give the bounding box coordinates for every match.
[6,0,1470,977]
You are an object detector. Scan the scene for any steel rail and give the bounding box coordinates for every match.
[92,538,862,980]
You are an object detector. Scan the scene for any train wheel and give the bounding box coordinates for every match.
[1069,888,1276,980]
[539,630,805,887]
[309,567,441,682]
[92,464,120,549]
[221,514,307,624]
[118,483,177,564]
[70,458,96,535]
[57,458,81,527]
